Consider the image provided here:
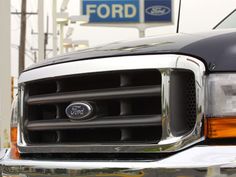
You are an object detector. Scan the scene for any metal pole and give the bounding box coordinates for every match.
[0,0,11,148]
[176,0,182,33]
[19,0,27,74]
[44,15,49,59]
[139,0,144,24]
[52,0,57,56]
[60,24,64,54]
[139,28,145,38]
[139,0,145,38]
[38,0,45,61]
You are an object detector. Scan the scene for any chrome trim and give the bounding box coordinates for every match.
[0,149,7,160]
[18,54,206,153]
[2,146,236,177]
[19,55,198,83]
[18,86,26,148]
[0,149,7,177]
[160,70,171,140]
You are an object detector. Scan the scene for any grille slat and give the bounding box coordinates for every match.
[27,85,161,105]
[26,115,162,131]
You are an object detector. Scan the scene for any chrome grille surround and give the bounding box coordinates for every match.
[17,54,205,153]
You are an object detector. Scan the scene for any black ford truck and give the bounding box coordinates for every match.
[1,10,236,177]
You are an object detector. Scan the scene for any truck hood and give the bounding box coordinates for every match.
[26,29,236,72]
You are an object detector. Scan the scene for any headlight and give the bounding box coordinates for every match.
[205,74,236,139]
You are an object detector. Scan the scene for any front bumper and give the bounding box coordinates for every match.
[1,146,236,177]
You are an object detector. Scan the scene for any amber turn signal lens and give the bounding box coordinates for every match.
[205,117,236,139]
[10,127,20,159]
[11,127,17,142]
[10,142,20,159]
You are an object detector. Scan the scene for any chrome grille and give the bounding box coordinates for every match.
[18,55,205,153]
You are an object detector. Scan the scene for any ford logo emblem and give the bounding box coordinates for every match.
[145,6,171,16]
[66,102,93,120]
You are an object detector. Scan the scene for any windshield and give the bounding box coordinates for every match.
[215,9,236,29]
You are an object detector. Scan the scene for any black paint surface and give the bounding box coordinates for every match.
[26,29,236,72]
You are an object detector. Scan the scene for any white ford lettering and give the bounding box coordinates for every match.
[97,4,110,19]
[86,4,97,16]
[86,4,137,19]
[112,4,123,18]
[125,4,136,18]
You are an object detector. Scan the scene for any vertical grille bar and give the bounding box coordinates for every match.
[120,74,132,141]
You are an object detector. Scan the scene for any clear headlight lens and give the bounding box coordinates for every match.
[206,74,236,117]
[206,74,236,139]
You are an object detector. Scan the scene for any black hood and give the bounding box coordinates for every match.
[26,29,236,72]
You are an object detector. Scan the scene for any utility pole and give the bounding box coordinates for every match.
[44,15,49,59]
[60,24,64,54]
[19,0,27,74]
[52,0,57,56]
[38,0,44,61]
[31,16,53,59]
[138,0,145,38]
[11,10,37,67]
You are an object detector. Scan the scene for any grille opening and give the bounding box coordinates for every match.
[28,81,57,96]
[128,97,161,115]
[28,131,58,144]
[126,70,161,86]
[59,73,121,92]
[170,70,196,136]
[27,126,161,144]
[124,127,162,142]
[60,129,122,143]
[92,100,121,117]
[28,104,57,121]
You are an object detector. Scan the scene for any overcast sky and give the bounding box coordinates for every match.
[10,0,236,78]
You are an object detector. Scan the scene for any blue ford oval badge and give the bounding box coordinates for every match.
[66,102,93,120]
[145,6,171,16]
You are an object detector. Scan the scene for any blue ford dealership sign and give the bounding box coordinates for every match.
[82,0,172,23]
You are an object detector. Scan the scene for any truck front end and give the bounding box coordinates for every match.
[2,30,236,177]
